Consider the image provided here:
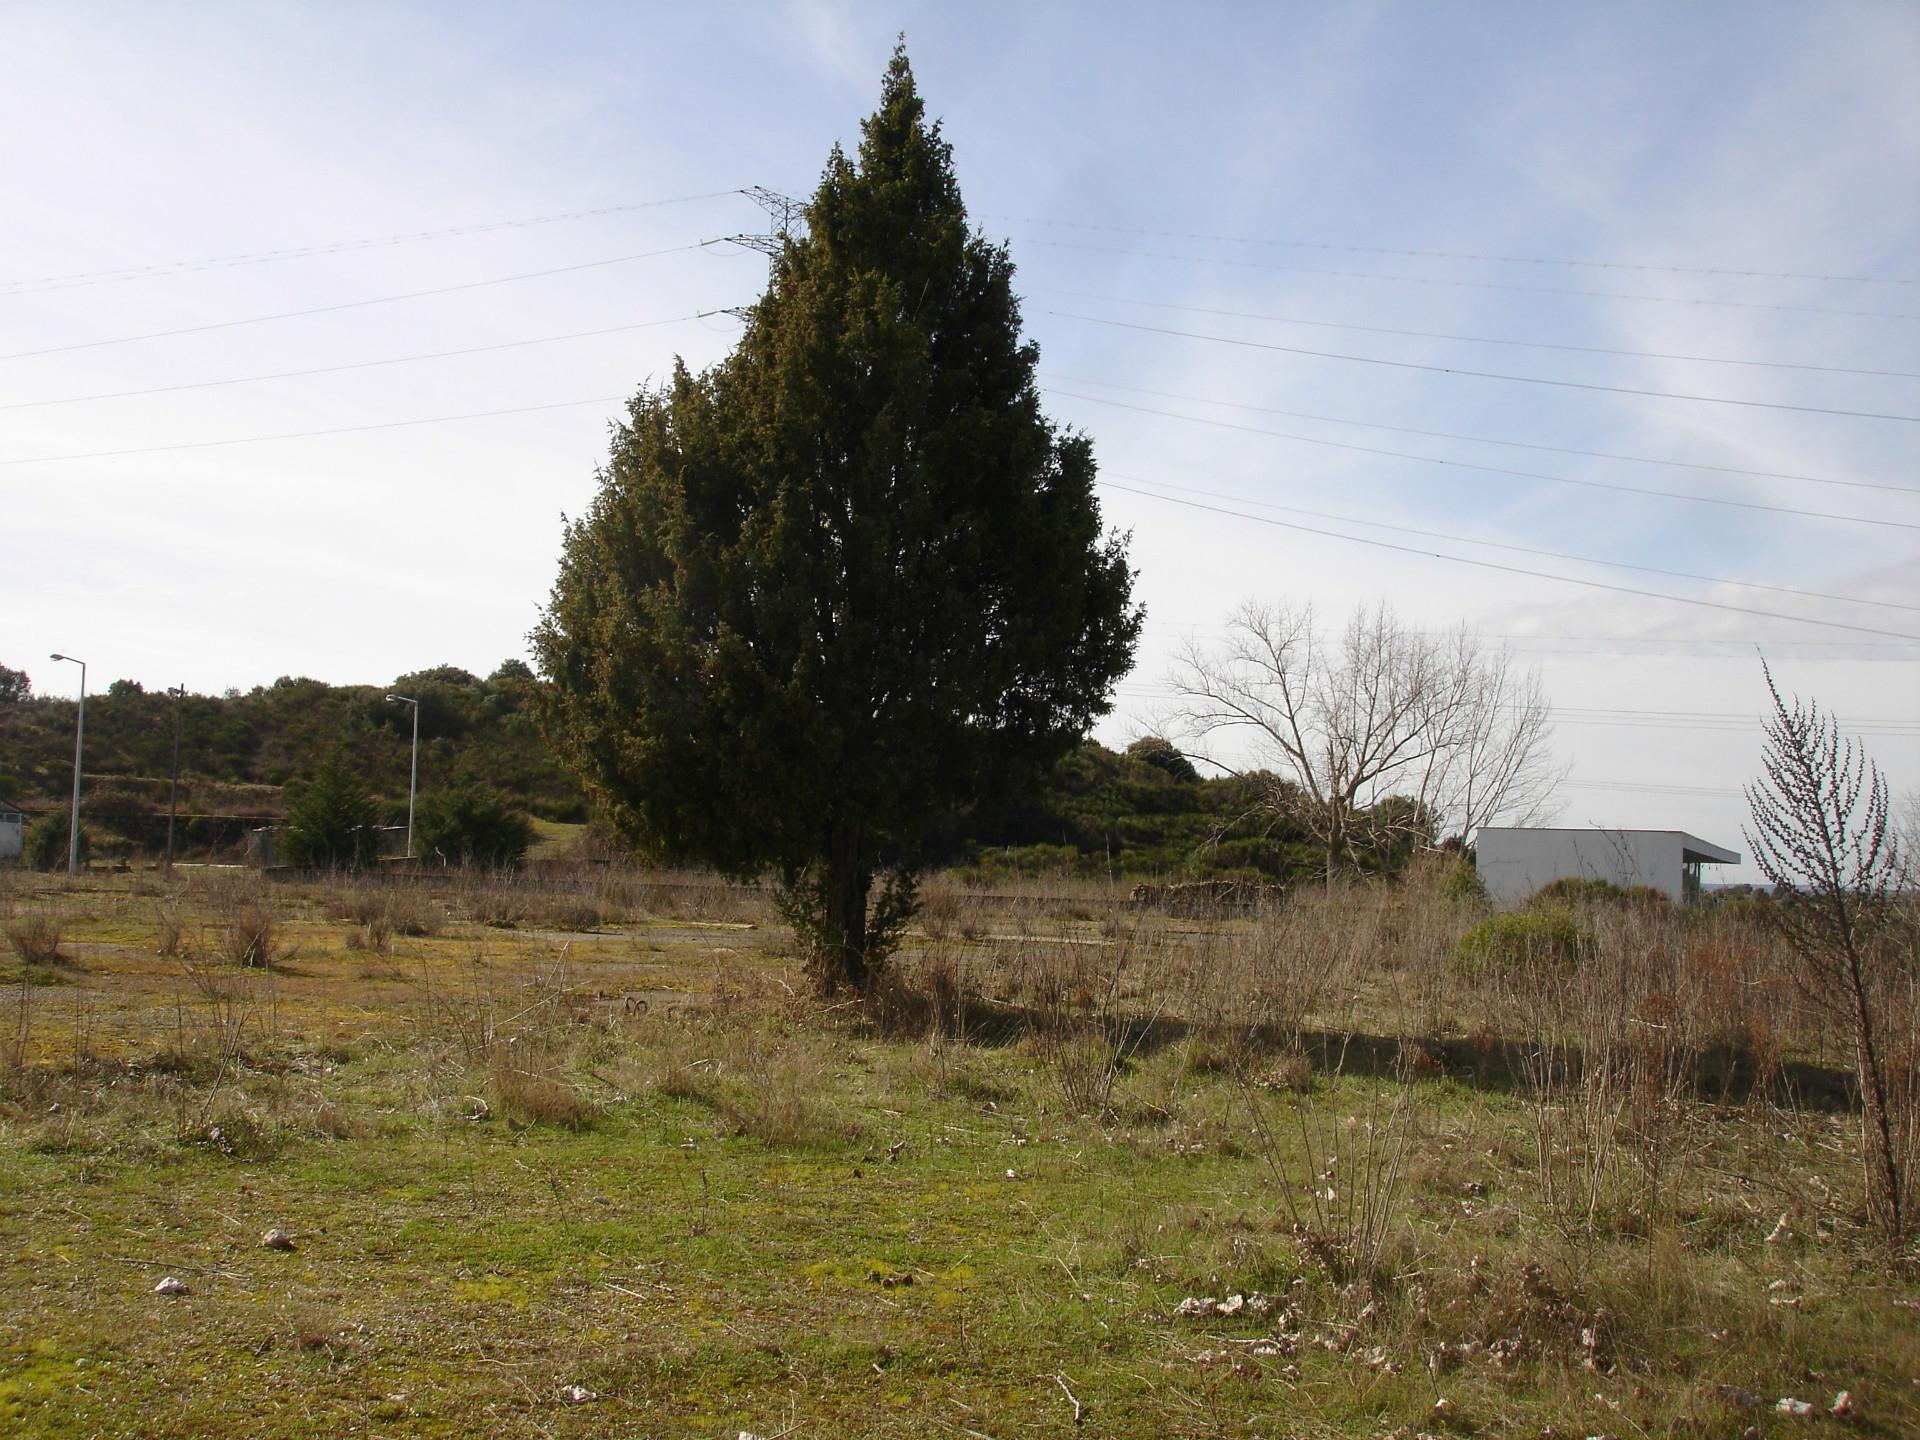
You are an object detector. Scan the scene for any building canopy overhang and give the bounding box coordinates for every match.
[1675,833,1740,866]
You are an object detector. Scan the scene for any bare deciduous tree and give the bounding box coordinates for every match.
[1414,627,1563,844]
[1744,662,1909,1236]
[1166,599,1562,879]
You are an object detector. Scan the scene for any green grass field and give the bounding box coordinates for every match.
[2,866,1914,1437]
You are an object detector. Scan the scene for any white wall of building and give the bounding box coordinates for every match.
[0,815,22,861]
[1475,828,1724,906]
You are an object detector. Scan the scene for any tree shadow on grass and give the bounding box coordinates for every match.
[859,977,1859,1115]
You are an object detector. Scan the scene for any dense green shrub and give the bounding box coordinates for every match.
[1527,876,1668,910]
[24,811,89,871]
[1452,906,1590,975]
[966,842,1084,879]
[279,760,381,871]
[1438,856,1490,905]
[1125,735,1200,783]
[414,784,535,868]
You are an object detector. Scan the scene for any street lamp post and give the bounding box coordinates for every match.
[385,693,419,860]
[48,653,85,876]
[166,684,186,875]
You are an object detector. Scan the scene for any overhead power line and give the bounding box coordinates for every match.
[0,396,628,468]
[1554,716,1919,736]
[987,214,1917,289]
[1140,621,1920,651]
[1509,644,1920,660]
[1102,470,1920,613]
[1022,239,1920,321]
[1049,314,1920,424]
[1498,635,1920,652]
[0,242,716,362]
[1045,373,1915,496]
[1037,288,1919,380]
[1494,635,1920,657]
[1562,780,1747,798]
[24,367,1898,539]
[1555,702,1918,727]
[1095,480,1920,642]
[0,312,722,411]
[1109,688,1919,737]
[0,189,747,296]
[1050,389,1913,532]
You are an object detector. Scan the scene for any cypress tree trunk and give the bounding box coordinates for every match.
[819,824,873,993]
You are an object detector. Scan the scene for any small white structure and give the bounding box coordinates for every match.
[1475,827,1741,906]
[0,800,22,860]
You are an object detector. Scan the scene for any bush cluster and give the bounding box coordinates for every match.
[24,812,89,871]
[278,761,381,871]
[1452,905,1590,976]
[415,785,535,868]
[1528,876,1668,911]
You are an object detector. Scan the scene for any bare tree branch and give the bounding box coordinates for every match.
[1166,599,1563,880]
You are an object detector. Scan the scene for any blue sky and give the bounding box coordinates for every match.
[3,2,1916,875]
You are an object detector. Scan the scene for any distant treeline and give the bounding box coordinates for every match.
[0,662,579,857]
[0,663,1412,882]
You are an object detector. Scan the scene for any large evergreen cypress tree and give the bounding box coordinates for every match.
[534,47,1141,990]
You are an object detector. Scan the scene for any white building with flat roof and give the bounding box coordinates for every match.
[1475,827,1741,906]
[0,800,23,860]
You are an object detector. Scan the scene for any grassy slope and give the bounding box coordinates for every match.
[1,871,1914,1438]
[527,818,587,862]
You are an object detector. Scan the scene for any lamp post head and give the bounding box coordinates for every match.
[50,652,66,661]
[386,693,416,705]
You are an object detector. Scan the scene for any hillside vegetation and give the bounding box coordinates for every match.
[2,668,1416,884]
[0,664,579,857]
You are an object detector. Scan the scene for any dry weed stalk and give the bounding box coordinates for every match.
[154,906,185,958]
[171,960,274,1129]
[1520,1024,1627,1260]
[5,974,34,1072]
[1187,887,1367,1057]
[1487,906,1714,1261]
[864,934,992,1043]
[1015,928,1158,1119]
[1244,1071,1417,1290]
[1744,663,1913,1236]
[203,879,283,969]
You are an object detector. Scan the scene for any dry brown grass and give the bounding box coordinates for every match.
[488,1052,599,1130]
[1,862,1914,1439]
[6,909,66,966]
[717,1030,855,1148]
[205,879,283,968]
